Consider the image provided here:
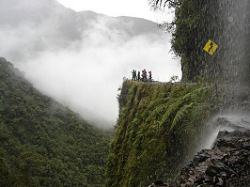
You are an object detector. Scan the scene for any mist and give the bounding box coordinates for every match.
[0,0,181,128]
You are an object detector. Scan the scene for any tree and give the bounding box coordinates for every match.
[0,58,112,187]
[149,0,181,10]
[17,152,45,186]
[0,151,16,187]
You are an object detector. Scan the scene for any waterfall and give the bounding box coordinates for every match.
[199,0,250,150]
[220,0,250,109]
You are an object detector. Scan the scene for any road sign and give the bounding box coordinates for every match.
[203,40,218,55]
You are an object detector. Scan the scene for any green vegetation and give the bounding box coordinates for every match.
[106,1,250,186]
[150,0,223,82]
[106,80,218,186]
[172,0,223,82]
[0,57,112,187]
[105,1,226,186]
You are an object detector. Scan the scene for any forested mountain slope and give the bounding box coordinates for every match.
[0,57,111,187]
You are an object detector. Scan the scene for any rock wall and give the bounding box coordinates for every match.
[149,116,250,187]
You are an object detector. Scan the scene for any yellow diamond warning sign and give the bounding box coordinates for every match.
[203,40,218,55]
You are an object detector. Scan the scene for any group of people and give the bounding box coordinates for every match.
[132,69,152,82]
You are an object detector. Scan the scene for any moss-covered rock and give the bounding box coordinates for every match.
[106,80,219,187]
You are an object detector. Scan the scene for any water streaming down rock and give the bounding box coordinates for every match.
[148,2,250,186]
[203,0,250,149]
[220,0,250,109]
[180,2,250,185]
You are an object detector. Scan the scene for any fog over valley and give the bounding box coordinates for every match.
[0,0,181,128]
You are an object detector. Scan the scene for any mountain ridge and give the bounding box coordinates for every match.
[0,0,173,127]
[0,0,163,63]
[0,57,111,187]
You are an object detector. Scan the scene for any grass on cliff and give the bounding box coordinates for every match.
[106,80,218,187]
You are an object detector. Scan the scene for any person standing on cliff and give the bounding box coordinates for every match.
[149,71,152,81]
[137,71,140,81]
[142,69,147,81]
[132,69,137,80]
[141,69,145,81]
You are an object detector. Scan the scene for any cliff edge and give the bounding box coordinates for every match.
[106,80,218,186]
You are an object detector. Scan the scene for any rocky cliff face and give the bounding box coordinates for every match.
[106,80,218,187]
[106,79,250,187]
[178,135,250,187]
[172,0,250,83]
[106,0,250,186]
[149,116,250,187]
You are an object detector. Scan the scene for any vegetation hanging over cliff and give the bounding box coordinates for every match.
[106,1,250,186]
[172,0,223,81]
[150,0,224,82]
[0,57,111,187]
[106,80,218,186]
[152,0,250,83]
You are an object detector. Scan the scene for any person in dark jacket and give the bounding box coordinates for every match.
[137,71,141,81]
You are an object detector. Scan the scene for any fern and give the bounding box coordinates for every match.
[190,86,212,102]
[108,80,218,186]
[159,97,186,127]
[170,102,194,131]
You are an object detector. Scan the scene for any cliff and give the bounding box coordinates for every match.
[149,120,250,187]
[177,132,250,187]
[106,80,218,186]
[149,135,250,187]
[170,0,250,83]
[105,1,250,186]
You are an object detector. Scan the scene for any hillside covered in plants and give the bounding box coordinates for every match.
[0,57,111,187]
[106,0,250,186]
[106,80,219,186]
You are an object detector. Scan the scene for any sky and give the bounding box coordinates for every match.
[57,0,173,23]
[0,0,181,129]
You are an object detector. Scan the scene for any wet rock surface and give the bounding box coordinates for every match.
[177,134,250,187]
[148,129,250,187]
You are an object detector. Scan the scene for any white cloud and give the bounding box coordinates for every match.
[0,0,181,128]
[56,0,174,23]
